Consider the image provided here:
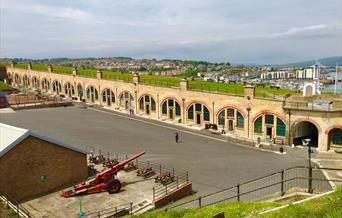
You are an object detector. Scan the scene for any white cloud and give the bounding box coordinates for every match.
[1,1,97,22]
[269,24,328,38]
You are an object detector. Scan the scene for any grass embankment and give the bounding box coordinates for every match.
[255,87,299,99]
[52,65,73,74]
[132,202,279,218]
[188,80,245,95]
[259,187,342,218]
[133,187,342,218]
[0,81,11,91]
[103,71,132,82]
[140,75,180,87]
[0,201,17,218]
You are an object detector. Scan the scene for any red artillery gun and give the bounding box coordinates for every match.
[61,151,145,198]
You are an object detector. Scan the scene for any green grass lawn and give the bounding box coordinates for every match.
[0,201,18,218]
[102,71,133,82]
[255,86,299,99]
[188,80,245,95]
[258,187,342,218]
[31,64,48,71]
[77,69,97,77]
[132,202,279,218]
[52,65,73,74]
[140,75,180,87]
[0,81,11,90]
[132,187,342,218]
[13,63,28,70]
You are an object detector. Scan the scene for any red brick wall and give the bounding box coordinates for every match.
[0,136,88,202]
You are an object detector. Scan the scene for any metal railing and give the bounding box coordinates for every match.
[166,166,342,210]
[153,176,190,201]
[84,202,133,218]
[0,195,35,218]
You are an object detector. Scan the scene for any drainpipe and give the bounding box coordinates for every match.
[182,98,185,124]
[157,94,160,119]
[247,107,251,138]
[212,101,215,124]
[288,109,291,146]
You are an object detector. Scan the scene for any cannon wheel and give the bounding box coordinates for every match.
[106,179,121,194]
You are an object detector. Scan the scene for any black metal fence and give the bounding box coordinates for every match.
[0,195,35,218]
[84,202,133,218]
[166,166,342,210]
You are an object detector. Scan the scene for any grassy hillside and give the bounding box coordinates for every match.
[133,187,342,218]
[275,56,342,68]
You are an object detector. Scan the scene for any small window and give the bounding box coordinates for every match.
[168,99,174,107]
[151,98,156,111]
[111,92,115,103]
[218,111,225,125]
[145,95,149,102]
[162,102,167,114]
[188,105,194,120]
[203,106,210,121]
[227,109,235,118]
[276,118,286,137]
[175,102,181,116]
[139,98,144,110]
[237,112,244,128]
[332,129,342,145]
[265,115,274,125]
[254,116,262,134]
[195,103,202,112]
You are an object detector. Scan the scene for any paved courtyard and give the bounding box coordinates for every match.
[1,106,306,195]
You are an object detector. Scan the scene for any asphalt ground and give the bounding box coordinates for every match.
[0,106,306,195]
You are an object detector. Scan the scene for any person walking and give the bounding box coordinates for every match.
[175,132,179,143]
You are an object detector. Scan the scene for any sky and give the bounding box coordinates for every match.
[0,0,341,64]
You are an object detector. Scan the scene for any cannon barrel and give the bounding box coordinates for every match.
[96,151,145,178]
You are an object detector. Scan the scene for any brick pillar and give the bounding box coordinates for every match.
[180,78,188,91]
[96,69,102,80]
[244,85,255,99]
[28,63,32,70]
[48,64,53,73]
[72,67,78,77]
[133,72,140,84]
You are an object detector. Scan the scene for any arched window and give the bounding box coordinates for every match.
[86,86,99,102]
[41,78,50,92]
[276,118,286,137]
[77,84,83,99]
[218,111,225,126]
[237,112,244,128]
[138,95,156,115]
[216,107,244,131]
[161,98,181,120]
[119,91,134,110]
[52,80,62,94]
[254,116,262,134]
[23,75,30,87]
[64,82,75,97]
[102,89,115,106]
[32,77,39,89]
[187,103,210,125]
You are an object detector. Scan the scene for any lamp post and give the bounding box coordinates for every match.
[302,138,313,193]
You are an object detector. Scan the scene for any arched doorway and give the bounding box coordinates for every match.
[328,128,342,150]
[77,84,84,101]
[217,107,244,133]
[102,89,115,106]
[52,80,62,95]
[253,113,286,142]
[139,95,156,115]
[23,75,30,88]
[14,74,21,86]
[119,91,134,111]
[187,103,210,126]
[292,121,319,147]
[64,82,75,98]
[161,98,181,121]
[31,77,40,89]
[86,86,99,103]
[41,78,50,93]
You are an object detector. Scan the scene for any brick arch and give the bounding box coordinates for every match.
[85,84,99,92]
[291,118,322,134]
[186,100,210,111]
[159,96,182,107]
[325,125,342,134]
[118,90,134,98]
[138,93,156,102]
[216,104,247,117]
[251,110,286,124]
[100,87,115,95]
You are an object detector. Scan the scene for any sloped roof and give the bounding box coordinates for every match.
[0,123,87,158]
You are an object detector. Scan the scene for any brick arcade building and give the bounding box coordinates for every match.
[0,123,88,202]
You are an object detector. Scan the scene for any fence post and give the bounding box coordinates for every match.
[153,187,155,201]
[237,184,240,202]
[166,183,168,195]
[172,168,175,177]
[308,166,313,193]
[186,171,189,182]
[98,211,100,218]
[198,197,202,208]
[136,159,139,168]
[115,207,118,218]
[17,204,19,217]
[176,176,179,189]
[159,164,162,173]
[281,169,285,196]
[130,202,133,214]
